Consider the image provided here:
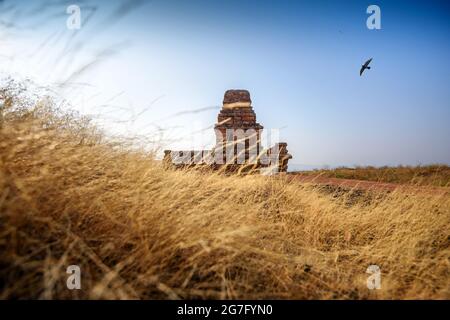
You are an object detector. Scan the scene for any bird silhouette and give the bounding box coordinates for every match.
[360,58,373,76]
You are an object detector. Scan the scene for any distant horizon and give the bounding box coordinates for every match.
[288,162,450,172]
[1,0,449,169]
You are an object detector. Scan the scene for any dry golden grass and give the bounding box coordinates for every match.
[296,165,450,187]
[0,93,449,300]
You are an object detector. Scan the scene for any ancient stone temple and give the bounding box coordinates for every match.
[164,90,292,174]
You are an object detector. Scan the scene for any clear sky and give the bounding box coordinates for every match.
[1,0,449,170]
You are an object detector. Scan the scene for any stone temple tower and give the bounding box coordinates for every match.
[214,90,264,164]
[164,89,292,173]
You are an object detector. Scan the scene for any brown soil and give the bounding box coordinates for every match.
[287,174,450,195]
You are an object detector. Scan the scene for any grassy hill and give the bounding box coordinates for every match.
[292,165,450,187]
[1,88,449,299]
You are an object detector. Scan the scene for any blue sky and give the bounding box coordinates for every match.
[1,0,449,170]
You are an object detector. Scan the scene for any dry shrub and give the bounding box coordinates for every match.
[0,92,449,300]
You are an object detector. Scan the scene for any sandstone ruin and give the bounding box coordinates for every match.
[164,90,292,173]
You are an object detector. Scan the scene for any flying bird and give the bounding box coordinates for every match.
[360,58,373,76]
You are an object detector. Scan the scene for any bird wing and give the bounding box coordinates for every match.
[360,58,373,75]
[364,58,373,67]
